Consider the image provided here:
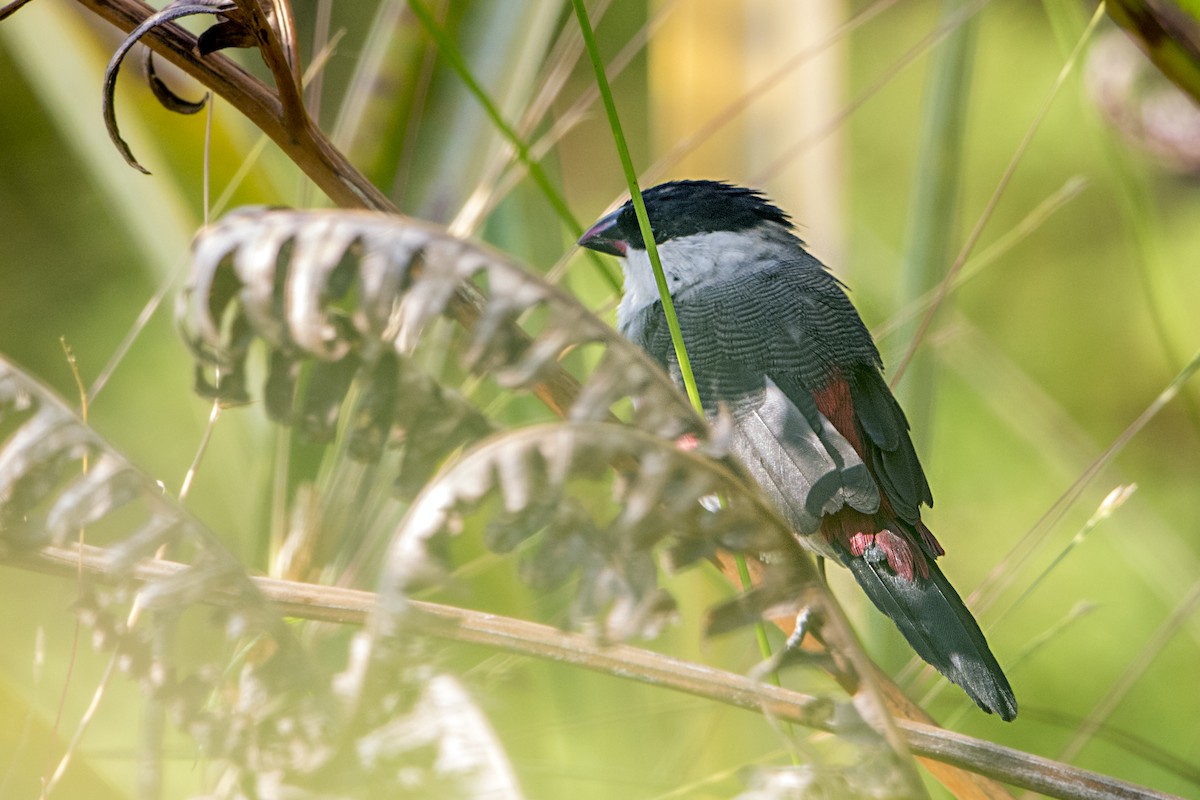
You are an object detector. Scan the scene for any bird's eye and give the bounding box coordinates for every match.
[618,206,648,244]
[619,206,637,230]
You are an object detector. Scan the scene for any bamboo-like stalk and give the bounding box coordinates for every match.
[891,0,977,432]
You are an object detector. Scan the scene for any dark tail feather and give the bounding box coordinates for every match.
[845,556,1017,721]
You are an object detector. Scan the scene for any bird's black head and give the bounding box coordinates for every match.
[579,180,792,256]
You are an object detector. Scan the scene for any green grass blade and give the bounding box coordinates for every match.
[570,0,788,709]
[406,0,620,290]
[569,0,700,414]
[892,0,978,448]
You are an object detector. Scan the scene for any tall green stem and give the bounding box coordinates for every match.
[569,0,701,414]
[894,0,978,449]
[569,0,778,674]
[406,0,621,291]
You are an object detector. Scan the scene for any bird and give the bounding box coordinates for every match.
[578,179,1016,721]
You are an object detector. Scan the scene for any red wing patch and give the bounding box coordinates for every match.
[811,373,863,455]
[812,370,937,581]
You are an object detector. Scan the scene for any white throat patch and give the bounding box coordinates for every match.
[615,224,795,332]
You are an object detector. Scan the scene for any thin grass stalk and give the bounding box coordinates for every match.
[874,177,1087,341]
[329,0,408,152]
[1052,579,1200,766]
[567,0,795,754]
[455,1,677,244]
[1043,0,1200,436]
[971,344,1200,617]
[405,0,620,289]
[891,3,1106,384]
[139,618,170,800]
[568,0,700,413]
[939,322,1200,645]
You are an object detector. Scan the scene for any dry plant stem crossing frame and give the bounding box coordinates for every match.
[7,543,1182,800]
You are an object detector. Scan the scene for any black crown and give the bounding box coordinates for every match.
[614,180,792,248]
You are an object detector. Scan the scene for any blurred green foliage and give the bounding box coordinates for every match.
[1,1,1199,797]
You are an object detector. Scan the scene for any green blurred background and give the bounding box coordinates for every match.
[1,0,1199,797]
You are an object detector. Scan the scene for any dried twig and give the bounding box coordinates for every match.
[6,543,1182,800]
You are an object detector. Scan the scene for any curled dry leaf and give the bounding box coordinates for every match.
[376,421,821,643]
[0,356,314,785]
[0,357,521,797]
[177,208,894,766]
[180,208,705,493]
[102,0,300,173]
[180,209,851,652]
[103,1,235,173]
[143,47,207,115]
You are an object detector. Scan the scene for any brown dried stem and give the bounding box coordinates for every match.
[4,543,1182,800]
[77,0,393,210]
